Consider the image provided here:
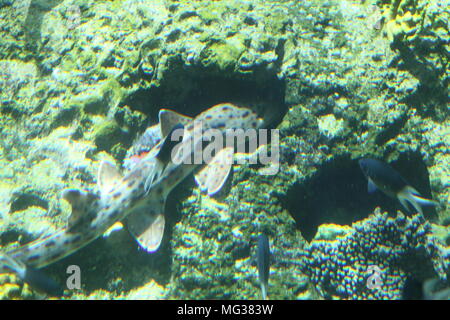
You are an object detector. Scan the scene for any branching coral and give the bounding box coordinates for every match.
[301,209,449,299]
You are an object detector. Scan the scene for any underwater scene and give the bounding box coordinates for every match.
[0,0,448,301]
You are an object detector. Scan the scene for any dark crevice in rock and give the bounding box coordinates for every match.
[120,66,287,129]
[281,152,436,242]
[10,193,49,213]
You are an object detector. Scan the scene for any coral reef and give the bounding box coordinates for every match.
[301,209,450,299]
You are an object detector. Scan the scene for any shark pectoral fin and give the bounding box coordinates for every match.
[159,109,192,138]
[62,188,97,229]
[367,178,377,194]
[125,200,166,252]
[97,160,123,197]
[138,213,165,253]
[195,147,234,196]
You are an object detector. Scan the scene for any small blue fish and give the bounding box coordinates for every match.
[256,233,270,300]
[359,158,438,215]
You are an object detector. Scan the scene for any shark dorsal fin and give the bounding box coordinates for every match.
[156,123,184,164]
[195,147,234,196]
[97,160,123,197]
[159,109,192,138]
[62,188,97,229]
[143,123,186,192]
[124,198,166,252]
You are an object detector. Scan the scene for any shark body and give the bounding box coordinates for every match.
[0,103,262,292]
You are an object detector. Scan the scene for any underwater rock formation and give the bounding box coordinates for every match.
[0,0,448,300]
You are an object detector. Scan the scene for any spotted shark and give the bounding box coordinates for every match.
[0,103,263,294]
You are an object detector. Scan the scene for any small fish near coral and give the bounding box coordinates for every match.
[359,158,438,215]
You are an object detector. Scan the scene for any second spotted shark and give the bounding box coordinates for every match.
[0,103,263,294]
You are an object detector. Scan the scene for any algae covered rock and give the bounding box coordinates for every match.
[0,0,448,300]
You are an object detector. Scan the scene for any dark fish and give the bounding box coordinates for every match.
[0,252,63,297]
[359,158,437,214]
[256,233,270,300]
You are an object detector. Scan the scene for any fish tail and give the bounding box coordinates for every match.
[398,186,438,215]
[410,194,438,207]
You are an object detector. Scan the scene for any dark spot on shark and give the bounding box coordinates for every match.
[109,210,120,220]
[3,265,14,273]
[48,252,62,263]
[71,235,82,243]
[112,191,122,199]
[44,240,56,248]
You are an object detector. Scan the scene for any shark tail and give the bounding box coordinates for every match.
[0,251,26,278]
[0,251,63,296]
[398,186,438,215]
